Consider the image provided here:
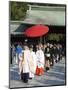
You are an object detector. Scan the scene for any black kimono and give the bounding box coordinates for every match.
[50,47,54,66]
[53,46,59,63]
[44,46,51,71]
[44,46,51,61]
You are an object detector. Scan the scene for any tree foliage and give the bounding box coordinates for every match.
[47,34,64,41]
[10,2,28,20]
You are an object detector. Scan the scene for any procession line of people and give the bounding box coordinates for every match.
[11,42,65,83]
[18,44,45,83]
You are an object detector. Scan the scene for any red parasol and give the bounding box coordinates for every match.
[25,24,49,37]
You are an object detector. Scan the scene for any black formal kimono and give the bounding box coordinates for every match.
[50,47,54,66]
[53,47,59,63]
[44,46,51,71]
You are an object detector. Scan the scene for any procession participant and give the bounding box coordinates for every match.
[53,44,59,63]
[50,44,54,66]
[36,44,45,76]
[39,43,44,51]
[44,43,51,71]
[20,44,31,83]
[29,45,37,79]
[36,44,39,52]
[43,43,47,52]
[16,43,23,56]
[56,44,60,62]
[16,44,23,74]
[16,43,23,64]
[58,44,63,61]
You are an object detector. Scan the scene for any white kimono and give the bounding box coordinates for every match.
[19,50,37,78]
[36,50,45,68]
[29,51,37,78]
[22,50,31,73]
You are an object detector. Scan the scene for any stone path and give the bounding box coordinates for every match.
[9,57,66,88]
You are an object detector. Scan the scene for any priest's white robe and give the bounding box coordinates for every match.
[29,51,37,78]
[36,50,45,75]
[36,50,45,68]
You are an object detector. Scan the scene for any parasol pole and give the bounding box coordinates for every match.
[40,37,42,43]
[44,36,45,44]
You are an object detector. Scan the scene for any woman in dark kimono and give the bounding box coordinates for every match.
[50,44,54,66]
[53,45,59,63]
[44,43,51,71]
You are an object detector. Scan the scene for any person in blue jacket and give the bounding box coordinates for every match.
[16,43,23,74]
[16,44,23,55]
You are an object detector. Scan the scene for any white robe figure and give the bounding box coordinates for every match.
[18,50,31,74]
[22,50,31,73]
[19,49,36,80]
[29,51,37,78]
[21,49,31,83]
[36,49,45,75]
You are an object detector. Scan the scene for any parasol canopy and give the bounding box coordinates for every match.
[25,24,49,37]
